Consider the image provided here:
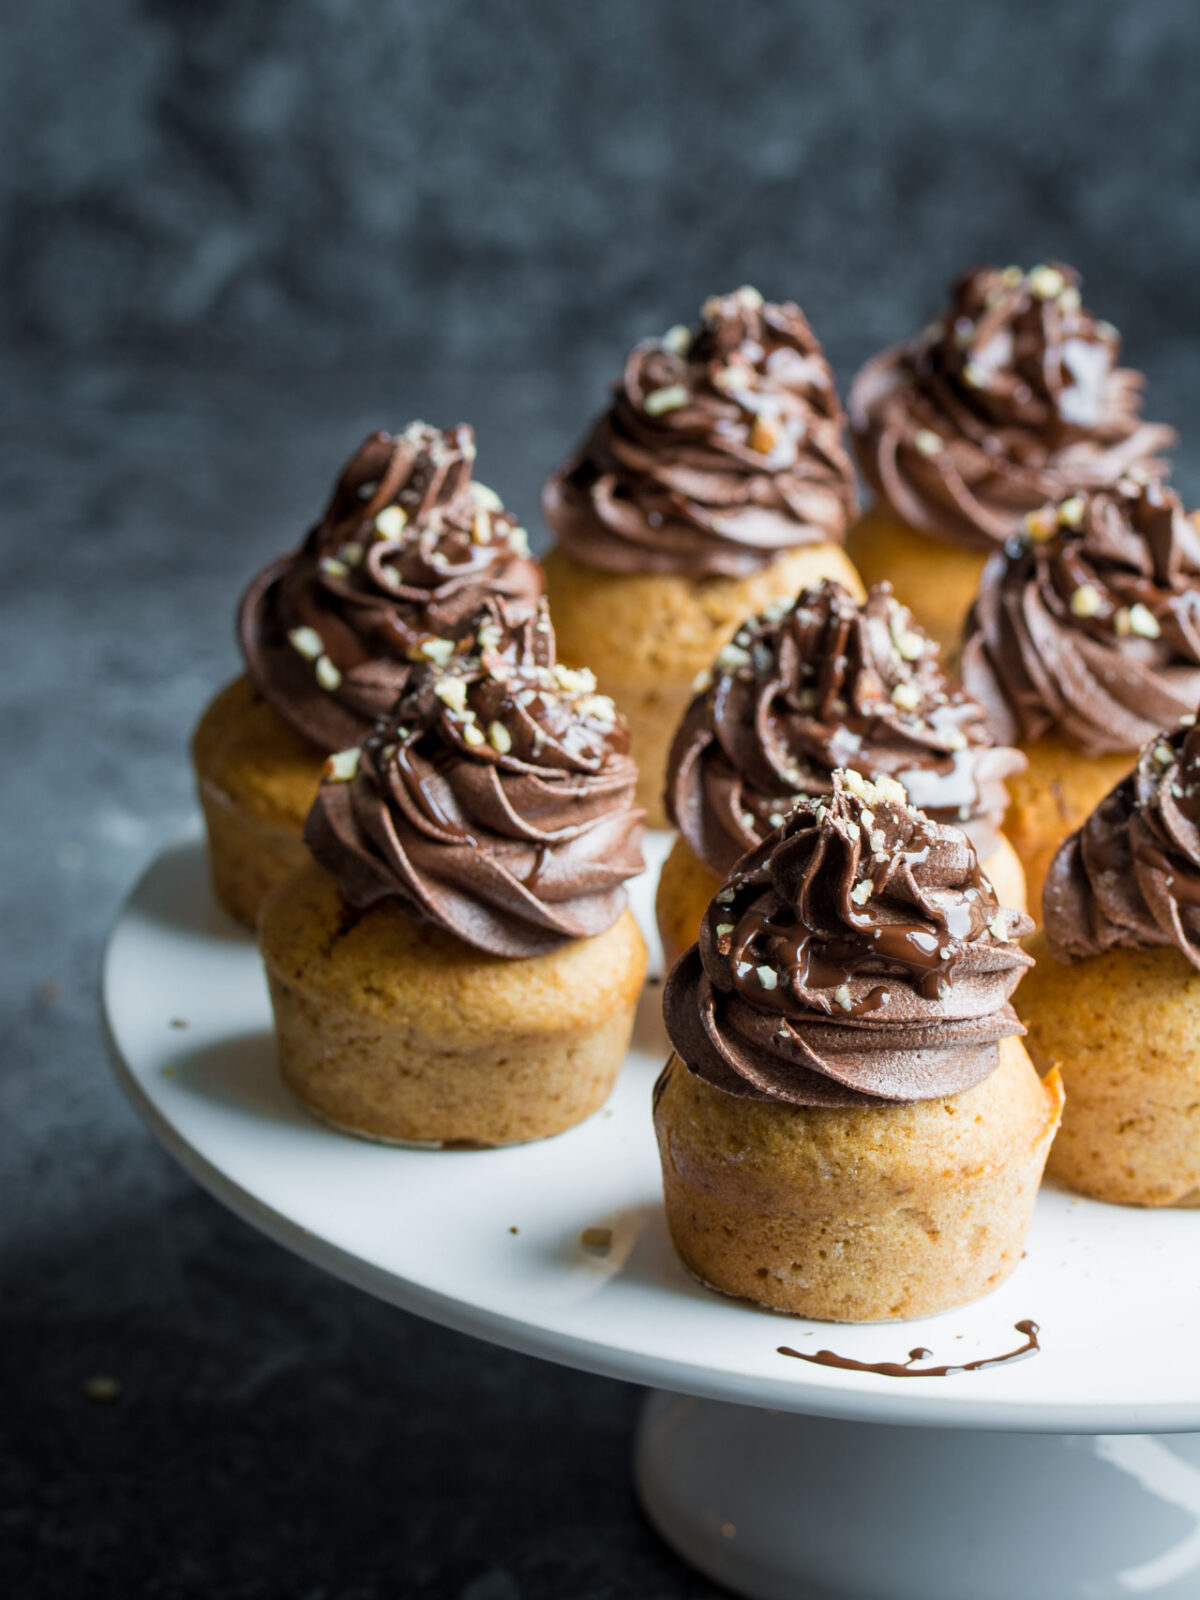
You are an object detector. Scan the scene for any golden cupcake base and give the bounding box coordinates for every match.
[844,505,990,665]
[191,673,323,928]
[1018,932,1200,1207]
[259,860,647,1147]
[653,1037,1063,1322]
[543,544,864,827]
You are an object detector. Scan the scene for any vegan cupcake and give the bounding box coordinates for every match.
[258,600,647,1147]
[192,422,543,927]
[657,580,1027,967]
[1017,720,1200,1206]
[656,770,1061,1322]
[962,477,1200,916]
[848,263,1174,655]
[543,286,863,825]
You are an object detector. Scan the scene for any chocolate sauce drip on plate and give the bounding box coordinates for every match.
[779,1320,1040,1378]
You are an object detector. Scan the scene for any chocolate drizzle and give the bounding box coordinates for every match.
[666,580,1024,877]
[305,598,645,957]
[962,479,1200,757]
[1044,716,1200,967]
[544,286,859,578]
[851,263,1174,551]
[662,770,1032,1107]
[241,423,543,751]
[779,1321,1040,1378]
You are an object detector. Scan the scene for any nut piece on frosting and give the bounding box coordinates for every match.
[962,477,1200,758]
[663,768,1033,1108]
[666,578,1025,877]
[240,422,543,753]
[850,263,1175,550]
[543,287,860,578]
[304,598,646,958]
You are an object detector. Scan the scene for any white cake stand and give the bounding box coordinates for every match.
[103,831,1200,1600]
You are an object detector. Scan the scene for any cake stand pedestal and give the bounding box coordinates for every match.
[103,834,1200,1600]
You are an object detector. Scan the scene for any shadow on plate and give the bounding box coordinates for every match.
[167,1027,309,1129]
[132,838,253,946]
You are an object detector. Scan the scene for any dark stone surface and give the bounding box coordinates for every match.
[6,2,1200,1594]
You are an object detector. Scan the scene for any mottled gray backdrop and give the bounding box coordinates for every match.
[7,5,1200,1599]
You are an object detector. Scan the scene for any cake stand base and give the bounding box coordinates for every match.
[635,1391,1200,1600]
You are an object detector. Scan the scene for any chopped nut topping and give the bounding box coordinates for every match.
[1023,507,1058,542]
[288,625,324,660]
[913,429,943,456]
[553,663,598,695]
[320,556,350,579]
[643,384,689,416]
[1153,741,1175,767]
[715,923,735,938]
[756,965,778,990]
[476,622,504,650]
[832,983,853,1011]
[891,681,921,711]
[434,676,469,713]
[472,483,504,511]
[988,912,1010,941]
[315,655,342,691]
[339,541,364,567]
[748,414,778,454]
[1126,603,1161,639]
[850,879,873,906]
[488,721,513,754]
[472,510,492,544]
[1069,583,1104,619]
[374,504,408,540]
[662,324,691,354]
[461,723,485,747]
[716,642,752,671]
[887,604,926,661]
[323,748,360,782]
[1057,495,1086,527]
[962,363,985,389]
[691,667,713,695]
[1027,264,1065,299]
[419,638,455,667]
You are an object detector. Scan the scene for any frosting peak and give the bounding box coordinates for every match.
[543,287,859,577]
[1044,717,1200,968]
[666,580,1024,875]
[961,478,1200,757]
[240,423,543,751]
[305,599,645,957]
[663,770,1033,1107]
[851,263,1175,549]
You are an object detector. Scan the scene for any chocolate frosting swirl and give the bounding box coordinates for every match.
[543,286,859,578]
[1044,717,1200,968]
[663,770,1032,1107]
[961,479,1200,758]
[305,599,645,958]
[666,580,1024,876]
[240,423,543,752]
[851,263,1175,551]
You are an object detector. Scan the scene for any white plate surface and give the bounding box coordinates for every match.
[102,830,1200,1434]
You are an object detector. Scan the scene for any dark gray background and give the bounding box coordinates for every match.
[6,4,1200,1597]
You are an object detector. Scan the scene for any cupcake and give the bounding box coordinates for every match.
[192,422,543,927]
[961,477,1200,916]
[656,580,1027,968]
[1017,720,1200,1206]
[655,770,1062,1321]
[848,263,1174,656]
[258,599,647,1147]
[543,285,863,825]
